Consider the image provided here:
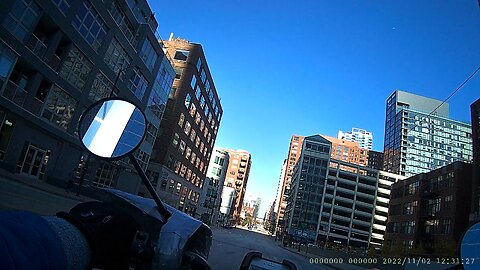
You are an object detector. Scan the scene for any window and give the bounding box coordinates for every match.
[148,58,174,118]
[196,58,202,71]
[195,84,201,99]
[403,201,417,215]
[195,136,200,148]
[407,181,419,195]
[139,39,158,71]
[179,140,186,154]
[426,198,441,216]
[190,75,197,90]
[93,162,118,188]
[200,120,205,131]
[3,0,41,41]
[189,103,196,117]
[190,129,196,142]
[444,195,453,209]
[200,69,206,83]
[200,95,206,109]
[185,147,191,159]
[53,0,72,14]
[195,112,201,125]
[104,38,131,79]
[128,68,148,100]
[185,93,192,108]
[174,50,189,61]
[136,149,150,171]
[205,80,211,93]
[41,85,76,130]
[59,46,92,90]
[145,122,158,144]
[172,133,179,148]
[178,113,185,127]
[109,1,135,45]
[0,43,17,82]
[89,72,113,101]
[441,219,451,234]
[184,121,191,135]
[72,1,108,51]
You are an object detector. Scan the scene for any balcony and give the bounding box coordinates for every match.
[2,80,27,106]
[25,33,47,59]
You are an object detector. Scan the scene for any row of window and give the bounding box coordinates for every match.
[159,178,200,203]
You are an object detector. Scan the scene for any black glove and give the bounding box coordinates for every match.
[57,201,141,270]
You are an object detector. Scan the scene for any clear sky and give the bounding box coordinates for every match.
[148,0,480,217]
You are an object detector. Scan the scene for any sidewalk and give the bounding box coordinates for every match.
[0,168,90,202]
[0,168,91,215]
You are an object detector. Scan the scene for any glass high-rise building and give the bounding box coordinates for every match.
[383,90,473,177]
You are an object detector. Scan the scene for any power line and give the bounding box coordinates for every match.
[404,65,480,135]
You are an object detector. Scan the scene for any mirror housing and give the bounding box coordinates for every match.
[239,252,297,270]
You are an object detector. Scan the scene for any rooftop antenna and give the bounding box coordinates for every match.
[169,32,174,41]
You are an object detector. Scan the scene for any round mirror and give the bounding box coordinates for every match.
[460,221,480,270]
[78,98,147,159]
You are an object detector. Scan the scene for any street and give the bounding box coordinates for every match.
[208,227,336,270]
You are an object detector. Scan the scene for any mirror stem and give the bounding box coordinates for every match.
[128,153,171,219]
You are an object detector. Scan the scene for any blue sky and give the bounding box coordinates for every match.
[148,0,480,216]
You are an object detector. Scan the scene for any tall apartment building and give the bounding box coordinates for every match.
[323,135,368,167]
[276,135,304,234]
[285,135,405,249]
[219,185,236,225]
[383,90,473,177]
[148,37,223,216]
[384,161,473,256]
[222,149,252,222]
[470,98,480,223]
[338,128,373,150]
[0,0,173,191]
[197,147,229,225]
[273,159,287,233]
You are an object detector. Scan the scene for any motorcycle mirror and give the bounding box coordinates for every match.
[239,252,297,270]
[78,98,146,159]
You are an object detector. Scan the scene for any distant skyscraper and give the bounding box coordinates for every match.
[470,98,480,222]
[383,90,473,177]
[222,149,252,222]
[276,135,304,234]
[338,128,373,150]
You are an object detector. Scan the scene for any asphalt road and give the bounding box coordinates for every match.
[208,227,335,270]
